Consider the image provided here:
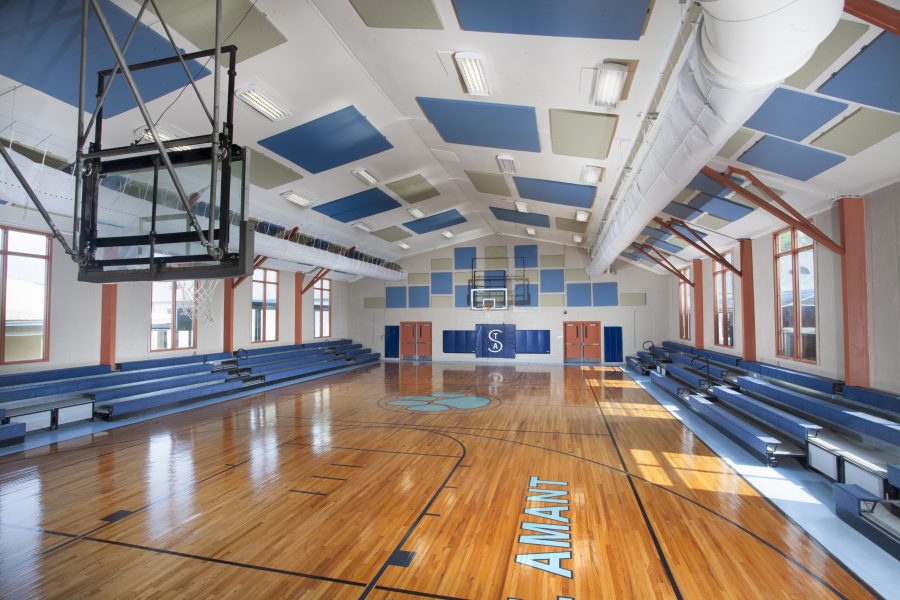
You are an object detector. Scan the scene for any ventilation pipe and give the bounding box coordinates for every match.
[587,0,842,275]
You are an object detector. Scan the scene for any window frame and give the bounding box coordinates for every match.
[0,226,52,365]
[677,267,691,341]
[149,280,198,353]
[773,227,817,363]
[251,267,279,343]
[313,277,332,339]
[712,251,734,348]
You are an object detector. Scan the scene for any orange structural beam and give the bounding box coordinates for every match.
[654,217,741,277]
[839,197,870,387]
[100,284,117,367]
[233,256,268,288]
[632,242,693,286]
[294,272,304,344]
[739,239,756,362]
[845,0,900,35]
[223,277,235,353]
[693,258,704,350]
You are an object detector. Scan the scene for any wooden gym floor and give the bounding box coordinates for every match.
[0,363,879,599]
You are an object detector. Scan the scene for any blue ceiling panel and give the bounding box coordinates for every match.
[403,209,467,234]
[662,201,702,221]
[513,177,596,208]
[0,0,210,117]
[738,135,846,181]
[642,226,670,241]
[672,223,707,242]
[687,173,730,197]
[416,97,540,152]
[646,239,682,254]
[451,0,650,41]
[489,207,550,227]
[313,188,401,223]
[259,106,393,174]
[744,88,847,141]
[689,193,754,222]
[818,33,900,114]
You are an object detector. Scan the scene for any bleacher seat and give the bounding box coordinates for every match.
[89,371,228,402]
[650,372,684,399]
[833,483,881,515]
[664,364,709,390]
[693,348,741,367]
[97,379,243,418]
[841,386,900,416]
[0,365,111,388]
[741,363,842,395]
[237,347,333,368]
[682,393,782,464]
[662,340,694,354]
[636,351,656,364]
[117,352,232,371]
[0,421,26,445]
[712,386,821,443]
[888,465,900,489]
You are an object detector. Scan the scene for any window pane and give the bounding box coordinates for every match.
[778,255,794,357]
[151,282,173,350]
[174,282,195,349]
[314,310,322,338]
[797,231,814,248]
[265,309,277,340]
[251,282,264,342]
[268,270,278,284]
[7,230,48,255]
[3,255,47,361]
[724,272,734,347]
[776,230,792,253]
[798,249,816,361]
[253,268,263,281]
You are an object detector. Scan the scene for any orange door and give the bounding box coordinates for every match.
[417,322,432,360]
[582,321,602,363]
[400,322,418,359]
[564,321,582,362]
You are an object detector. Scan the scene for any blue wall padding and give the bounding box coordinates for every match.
[688,193,754,222]
[408,286,430,308]
[0,0,211,117]
[540,269,564,293]
[818,33,900,114]
[642,226,670,240]
[451,0,650,41]
[384,326,399,358]
[404,209,467,234]
[476,324,516,358]
[516,330,551,354]
[313,188,401,222]
[566,283,591,306]
[515,244,538,268]
[431,272,453,294]
[490,207,550,227]
[454,246,476,270]
[603,326,624,362]
[744,88,847,141]
[592,282,618,306]
[484,270,506,288]
[663,201,702,220]
[646,238,683,254]
[386,286,407,308]
[455,285,470,308]
[738,135,845,181]
[443,330,476,353]
[513,177,596,208]
[259,106,393,173]
[416,97,540,152]
[515,283,538,307]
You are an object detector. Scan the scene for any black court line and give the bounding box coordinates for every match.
[331,463,363,468]
[424,512,440,517]
[373,586,467,600]
[290,489,327,496]
[289,441,460,459]
[311,475,346,481]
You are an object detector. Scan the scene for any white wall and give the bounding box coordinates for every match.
[865,181,900,394]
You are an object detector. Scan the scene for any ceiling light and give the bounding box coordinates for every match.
[407,207,425,219]
[573,234,583,243]
[398,241,411,250]
[236,83,290,121]
[514,201,528,213]
[496,154,517,175]
[581,165,604,185]
[525,226,536,236]
[441,230,454,239]
[453,52,490,96]
[352,222,373,233]
[352,167,380,186]
[575,210,590,222]
[136,127,190,151]
[280,190,312,207]
[593,63,629,108]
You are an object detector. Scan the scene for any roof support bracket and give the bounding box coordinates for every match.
[653,217,742,277]
[633,242,693,286]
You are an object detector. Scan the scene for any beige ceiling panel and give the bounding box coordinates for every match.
[717,128,755,159]
[349,0,443,30]
[465,170,511,196]
[785,20,869,89]
[674,189,698,204]
[250,152,302,189]
[811,108,900,156]
[695,214,730,230]
[386,174,440,204]
[555,217,587,233]
[550,109,618,159]
[371,226,412,242]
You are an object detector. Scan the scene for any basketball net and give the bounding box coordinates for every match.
[175,279,220,323]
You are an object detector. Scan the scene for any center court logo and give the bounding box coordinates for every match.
[385,392,491,412]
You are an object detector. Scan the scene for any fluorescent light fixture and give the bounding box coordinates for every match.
[575,210,590,222]
[398,241,411,250]
[525,226,536,236]
[407,207,425,219]
[453,52,490,96]
[280,190,312,207]
[352,167,380,186]
[441,230,454,239]
[236,83,290,121]
[352,222,373,233]
[573,234,583,243]
[496,154,517,175]
[514,201,528,213]
[581,165,604,185]
[593,62,629,108]
[136,127,190,151]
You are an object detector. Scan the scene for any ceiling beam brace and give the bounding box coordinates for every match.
[844,0,900,36]
[300,247,354,294]
[233,255,267,288]
[700,166,844,255]
[653,217,742,277]
[632,243,693,286]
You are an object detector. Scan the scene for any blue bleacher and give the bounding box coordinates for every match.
[712,386,822,443]
[0,365,111,388]
[117,352,232,372]
[887,465,899,489]
[263,358,348,383]
[662,340,694,354]
[237,347,333,368]
[833,483,881,514]
[625,356,646,373]
[0,421,26,445]
[741,362,842,395]
[350,352,380,363]
[693,348,741,367]
[737,376,899,448]
[636,351,656,364]
[664,364,709,390]
[841,386,900,416]
[98,379,243,418]
[682,393,782,464]
[248,354,340,375]
[650,371,684,399]
[89,371,228,402]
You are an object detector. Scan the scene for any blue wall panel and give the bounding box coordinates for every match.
[384,326,400,359]
[592,282,618,306]
[514,244,538,268]
[386,286,407,308]
[540,269,564,293]
[431,272,453,295]
[454,247,476,270]
[567,283,591,307]
[443,330,476,353]
[516,330,551,354]
[408,286,430,308]
[515,283,538,307]
[416,97,540,151]
[454,285,470,308]
[604,326,624,362]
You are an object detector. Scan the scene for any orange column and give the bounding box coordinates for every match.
[839,197,870,387]
[99,284,117,367]
[739,239,756,362]
[223,278,235,353]
[693,259,704,349]
[295,272,304,344]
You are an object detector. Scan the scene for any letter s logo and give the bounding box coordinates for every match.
[488,329,503,353]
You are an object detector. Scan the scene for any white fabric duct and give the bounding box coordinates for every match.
[254,234,407,281]
[588,0,842,276]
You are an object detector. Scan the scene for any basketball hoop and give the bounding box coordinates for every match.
[175,278,221,322]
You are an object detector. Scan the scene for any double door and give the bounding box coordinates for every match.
[400,321,432,361]
[564,321,601,364]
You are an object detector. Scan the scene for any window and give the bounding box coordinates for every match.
[677,267,691,340]
[252,268,278,342]
[0,227,51,364]
[713,252,734,348]
[774,228,816,362]
[150,281,197,351]
[313,278,331,338]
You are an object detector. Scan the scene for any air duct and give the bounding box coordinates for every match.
[588,0,842,275]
